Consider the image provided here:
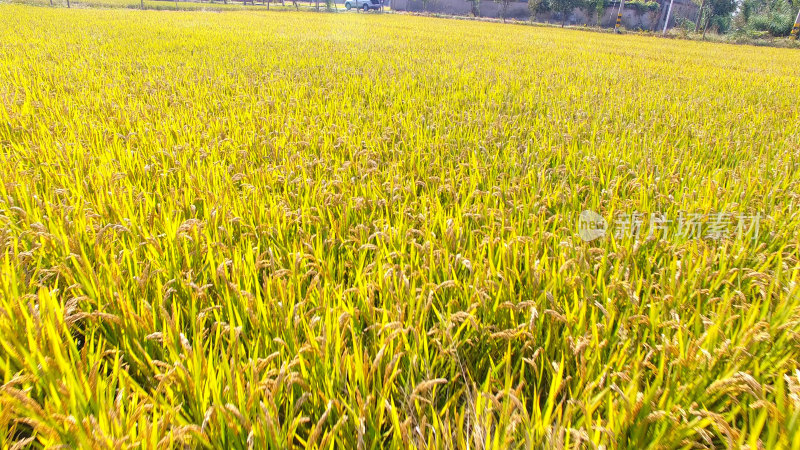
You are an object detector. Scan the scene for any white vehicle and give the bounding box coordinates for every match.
[344,0,381,10]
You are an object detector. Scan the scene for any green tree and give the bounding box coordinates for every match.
[550,0,584,25]
[737,0,799,36]
[584,0,605,25]
[495,0,513,21]
[699,0,736,35]
[470,0,481,16]
[694,0,705,31]
[528,0,544,21]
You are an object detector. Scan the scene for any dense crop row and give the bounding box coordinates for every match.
[9,0,324,12]
[2,5,800,448]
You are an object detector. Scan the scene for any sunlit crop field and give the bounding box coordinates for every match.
[2,4,800,448]
[7,0,335,11]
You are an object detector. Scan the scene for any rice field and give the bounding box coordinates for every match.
[2,4,800,448]
[6,0,338,11]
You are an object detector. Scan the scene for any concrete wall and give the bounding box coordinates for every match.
[391,0,698,31]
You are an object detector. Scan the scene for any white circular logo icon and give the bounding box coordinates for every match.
[578,210,607,242]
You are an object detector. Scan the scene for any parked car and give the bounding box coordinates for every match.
[344,0,381,10]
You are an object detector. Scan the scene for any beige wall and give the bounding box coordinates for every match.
[391,0,698,31]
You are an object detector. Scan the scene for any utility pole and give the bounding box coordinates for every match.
[662,0,674,34]
[792,8,800,39]
[614,0,625,32]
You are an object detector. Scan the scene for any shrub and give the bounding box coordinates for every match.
[748,10,796,36]
[626,0,658,11]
